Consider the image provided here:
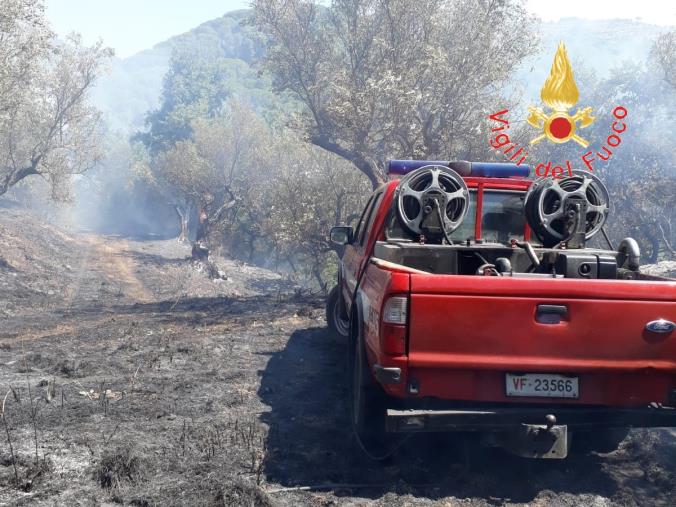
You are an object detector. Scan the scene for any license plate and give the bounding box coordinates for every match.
[506,373,579,399]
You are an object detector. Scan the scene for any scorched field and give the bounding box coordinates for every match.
[0,209,675,507]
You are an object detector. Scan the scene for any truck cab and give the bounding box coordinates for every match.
[327,160,676,459]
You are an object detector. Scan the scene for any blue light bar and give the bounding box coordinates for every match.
[387,160,530,178]
[387,160,450,175]
[470,162,530,178]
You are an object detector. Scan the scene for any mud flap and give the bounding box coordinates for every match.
[498,423,568,459]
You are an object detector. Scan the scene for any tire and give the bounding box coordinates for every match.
[326,286,349,340]
[349,313,387,449]
[572,428,629,454]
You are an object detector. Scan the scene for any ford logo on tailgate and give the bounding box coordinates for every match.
[645,319,676,334]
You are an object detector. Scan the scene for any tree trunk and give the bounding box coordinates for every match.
[179,216,189,242]
[310,135,385,190]
[312,264,327,294]
[0,164,39,197]
[191,242,210,261]
[658,222,676,257]
[191,206,210,261]
[175,204,192,243]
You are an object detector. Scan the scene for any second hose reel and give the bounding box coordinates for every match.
[524,171,610,247]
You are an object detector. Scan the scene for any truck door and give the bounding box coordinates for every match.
[342,192,383,314]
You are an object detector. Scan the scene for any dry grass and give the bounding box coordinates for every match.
[95,443,146,489]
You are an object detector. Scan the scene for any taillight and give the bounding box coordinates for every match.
[383,297,408,324]
[382,296,408,355]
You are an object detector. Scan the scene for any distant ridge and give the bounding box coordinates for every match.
[91,11,670,133]
[92,10,262,133]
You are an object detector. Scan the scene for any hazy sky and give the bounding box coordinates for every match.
[46,0,674,59]
[46,0,250,58]
[527,0,675,25]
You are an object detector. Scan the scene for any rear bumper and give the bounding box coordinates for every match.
[386,404,676,433]
[399,367,676,406]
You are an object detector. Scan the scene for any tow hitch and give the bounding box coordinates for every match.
[387,405,676,459]
[497,414,568,459]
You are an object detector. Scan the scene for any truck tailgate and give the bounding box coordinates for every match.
[407,274,676,405]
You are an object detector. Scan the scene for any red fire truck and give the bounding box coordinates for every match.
[327,160,676,458]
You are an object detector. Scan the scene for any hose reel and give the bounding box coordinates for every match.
[396,165,469,240]
[525,171,610,248]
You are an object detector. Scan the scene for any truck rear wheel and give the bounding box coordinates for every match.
[326,286,349,340]
[350,320,387,449]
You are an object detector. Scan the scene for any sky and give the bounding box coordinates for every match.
[46,0,250,58]
[46,0,675,59]
[526,0,675,25]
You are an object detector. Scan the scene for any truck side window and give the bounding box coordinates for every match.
[360,192,384,246]
[353,195,375,246]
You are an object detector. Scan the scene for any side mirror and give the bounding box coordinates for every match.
[330,225,354,245]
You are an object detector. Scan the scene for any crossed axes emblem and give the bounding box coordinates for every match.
[527,106,595,148]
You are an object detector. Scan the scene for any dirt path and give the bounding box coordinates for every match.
[1,232,154,346]
[79,235,154,303]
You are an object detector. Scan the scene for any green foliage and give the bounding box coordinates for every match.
[138,49,238,154]
[263,132,370,289]
[651,30,676,89]
[163,9,264,65]
[591,59,676,262]
[145,98,369,289]
[129,3,674,291]
[93,10,267,133]
[135,15,295,155]
[254,0,540,188]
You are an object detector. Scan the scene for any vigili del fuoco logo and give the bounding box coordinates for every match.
[526,42,594,147]
[488,42,629,178]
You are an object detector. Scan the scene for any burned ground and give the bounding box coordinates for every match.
[0,209,675,506]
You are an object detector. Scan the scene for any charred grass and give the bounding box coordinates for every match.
[0,213,674,506]
[0,288,307,505]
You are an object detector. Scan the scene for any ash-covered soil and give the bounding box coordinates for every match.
[1,209,675,506]
[642,261,676,279]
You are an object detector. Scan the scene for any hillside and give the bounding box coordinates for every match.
[91,9,264,132]
[92,11,670,134]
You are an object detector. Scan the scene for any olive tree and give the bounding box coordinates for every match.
[254,0,539,188]
[265,133,370,288]
[148,98,370,286]
[0,0,112,199]
[150,101,272,249]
